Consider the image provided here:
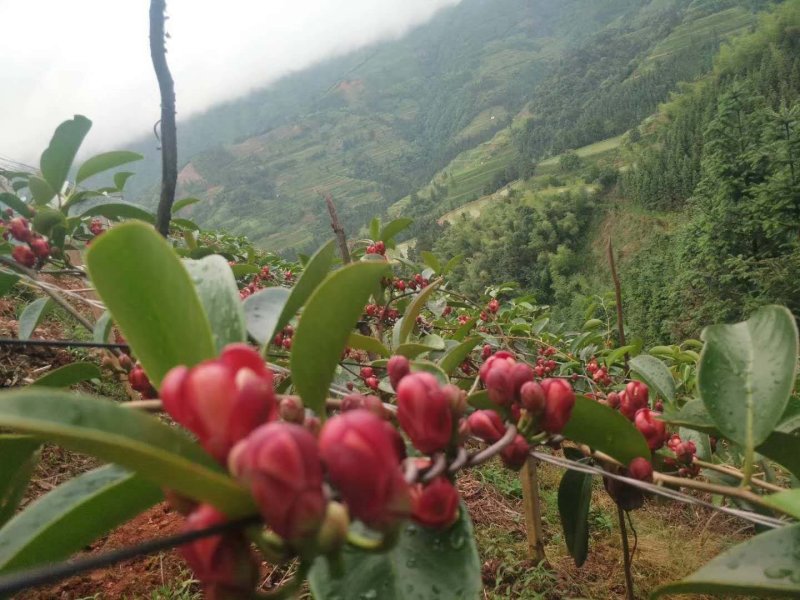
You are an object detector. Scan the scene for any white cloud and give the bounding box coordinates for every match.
[0,0,460,163]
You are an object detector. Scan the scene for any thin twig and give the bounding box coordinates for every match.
[607,240,629,372]
[617,504,635,600]
[324,195,350,264]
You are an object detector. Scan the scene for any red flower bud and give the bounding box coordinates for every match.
[487,298,499,314]
[634,408,666,451]
[8,217,30,242]
[539,378,576,434]
[501,434,530,470]
[510,362,535,395]
[229,423,326,542]
[12,244,35,267]
[466,410,506,443]
[180,505,258,599]
[627,457,654,482]
[607,391,621,409]
[410,478,460,529]
[481,344,492,360]
[396,373,453,454]
[365,376,379,391]
[279,395,305,424]
[626,380,649,409]
[128,365,157,398]
[319,410,410,529]
[360,366,374,380]
[161,343,277,464]
[387,355,410,390]
[619,387,647,420]
[519,380,545,414]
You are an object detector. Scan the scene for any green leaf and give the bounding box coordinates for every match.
[114,171,135,191]
[0,465,162,573]
[443,254,464,275]
[173,197,201,214]
[184,255,247,352]
[309,506,481,600]
[558,467,593,567]
[27,176,55,205]
[0,271,19,297]
[562,396,650,465]
[393,281,440,347]
[394,338,445,359]
[75,151,143,184]
[698,305,798,449]
[764,490,800,520]
[243,287,292,346]
[291,261,389,417]
[651,524,800,598]
[369,217,381,241]
[86,221,216,387]
[0,389,253,516]
[229,264,260,278]
[32,362,102,388]
[347,332,390,358]
[264,240,336,352]
[40,115,92,195]
[629,355,675,403]
[604,344,636,367]
[70,199,155,223]
[172,217,200,231]
[420,251,442,273]
[32,207,67,237]
[438,337,481,375]
[0,435,40,528]
[379,218,413,243]
[0,193,34,218]
[583,318,603,330]
[18,298,53,339]
[93,311,113,344]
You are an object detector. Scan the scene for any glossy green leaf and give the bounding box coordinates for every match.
[265,240,336,351]
[562,396,650,465]
[243,287,291,346]
[347,332,390,358]
[652,524,800,598]
[698,305,798,448]
[75,151,143,184]
[0,193,34,218]
[420,251,442,273]
[393,280,440,347]
[0,435,40,527]
[229,263,260,278]
[0,465,162,573]
[86,221,216,387]
[32,362,101,388]
[0,389,253,516]
[114,171,135,191]
[379,218,413,243]
[443,254,464,275]
[184,255,246,352]
[369,217,381,241]
[309,507,481,600]
[32,207,67,237]
[17,298,53,339]
[0,271,19,297]
[604,344,636,367]
[764,490,800,520]
[583,318,603,330]
[558,467,593,567]
[629,354,675,403]
[71,199,155,223]
[93,311,113,343]
[438,337,481,375]
[40,115,91,195]
[291,261,389,417]
[27,176,55,205]
[173,197,201,213]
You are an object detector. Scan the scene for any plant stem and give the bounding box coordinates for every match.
[607,240,629,373]
[617,504,635,600]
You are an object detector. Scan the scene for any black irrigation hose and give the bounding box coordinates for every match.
[0,515,260,597]
[0,338,130,351]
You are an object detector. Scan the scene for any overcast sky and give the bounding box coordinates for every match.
[0,0,460,164]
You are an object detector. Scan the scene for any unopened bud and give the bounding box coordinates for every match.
[279,395,305,424]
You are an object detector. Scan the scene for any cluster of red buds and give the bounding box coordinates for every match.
[3,217,50,267]
[478,351,576,443]
[237,265,293,300]
[271,325,294,350]
[486,299,499,314]
[364,303,400,325]
[602,381,668,452]
[89,218,105,237]
[365,241,386,255]
[586,358,611,386]
[162,346,477,596]
[359,366,380,391]
[665,434,699,477]
[390,274,430,292]
[457,313,471,325]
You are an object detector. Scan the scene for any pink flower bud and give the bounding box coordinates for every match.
[510,362,535,395]
[229,423,326,542]
[128,365,157,399]
[481,344,492,360]
[627,457,654,482]
[466,410,506,443]
[12,244,35,267]
[634,408,666,451]
[180,505,258,599]
[539,378,576,434]
[607,391,621,409]
[319,410,410,529]
[387,355,411,390]
[519,381,545,414]
[161,343,277,464]
[501,434,530,470]
[410,478,460,529]
[8,217,30,242]
[483,358,515,407]
[624,380,649,415]
[396,373,454,454]
[279,395,305,424]
[29,237,50,258]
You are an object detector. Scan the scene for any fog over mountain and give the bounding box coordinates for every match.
[0,0,460,162]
